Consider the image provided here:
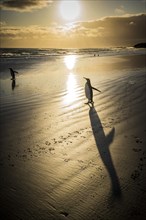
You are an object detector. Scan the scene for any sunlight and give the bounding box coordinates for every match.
[64,73,77,105]
[59,0,81,21]
[64,55,76,70]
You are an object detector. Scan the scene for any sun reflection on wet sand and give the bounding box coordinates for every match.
[63,55,78,105]
[64,55,76,70]
[64,73,77,105]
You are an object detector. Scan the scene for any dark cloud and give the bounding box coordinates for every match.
[70,13,146,46]
[0,0,52,12]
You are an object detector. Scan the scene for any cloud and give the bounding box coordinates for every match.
[115,5,125,14]
[0,23,61,47]
[0,21,6,26]
[0,24,56,39]
[0,0,53,12]
[69,13,146,46]
[1,13,146,47]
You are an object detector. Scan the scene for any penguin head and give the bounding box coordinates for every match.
[83,77,90,83]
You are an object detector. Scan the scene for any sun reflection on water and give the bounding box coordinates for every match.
[64,55,76,70]
[63,55,78,105]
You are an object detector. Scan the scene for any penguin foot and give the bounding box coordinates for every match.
[89,101,94,107]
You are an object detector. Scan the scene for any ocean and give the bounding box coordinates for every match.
[1,47,145,59]
[0,47,145,79]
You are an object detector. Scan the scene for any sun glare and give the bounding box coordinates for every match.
[64,55,76,70]
[60,1,80,21]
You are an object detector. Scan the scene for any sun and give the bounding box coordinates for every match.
[60,0,80,21]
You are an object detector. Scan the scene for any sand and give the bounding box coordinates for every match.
[0,54,146,220]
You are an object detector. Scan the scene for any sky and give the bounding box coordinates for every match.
[0,0,146,48]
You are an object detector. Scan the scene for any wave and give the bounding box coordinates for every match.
[0,47,145,59]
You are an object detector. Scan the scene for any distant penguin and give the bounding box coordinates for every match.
[9,68,18,80]
[83,77,101,105]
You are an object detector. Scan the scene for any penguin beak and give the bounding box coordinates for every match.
[83,77,87,80]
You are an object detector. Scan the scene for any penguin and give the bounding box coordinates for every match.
[83,77,101,105]
[9,68,18,80]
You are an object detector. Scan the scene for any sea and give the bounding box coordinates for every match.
[0,47,145,78]
[1,46,145,59]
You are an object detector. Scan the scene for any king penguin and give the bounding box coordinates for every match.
[9,68,18,80]
[84,77,101,105]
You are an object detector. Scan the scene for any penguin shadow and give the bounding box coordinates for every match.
[11,79,16,90]
[89,105,121,197]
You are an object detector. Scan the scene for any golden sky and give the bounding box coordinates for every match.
[0,0,146,48]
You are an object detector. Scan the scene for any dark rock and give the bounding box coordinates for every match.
[134,43,146,48]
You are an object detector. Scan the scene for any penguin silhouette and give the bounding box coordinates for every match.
[9,68,18,80]
[84,77,101,105]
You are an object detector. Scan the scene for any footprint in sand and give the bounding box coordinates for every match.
[131,170,140,180]
[134,136,143,144]
[132,148,142,152]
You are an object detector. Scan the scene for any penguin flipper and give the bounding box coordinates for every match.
[92,87,101,92]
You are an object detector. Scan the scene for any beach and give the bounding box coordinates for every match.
[0,50,146,220]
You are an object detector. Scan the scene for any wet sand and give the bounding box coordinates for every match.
[0,54,146,220]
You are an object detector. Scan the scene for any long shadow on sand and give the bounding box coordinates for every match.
[89,105,121,197]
